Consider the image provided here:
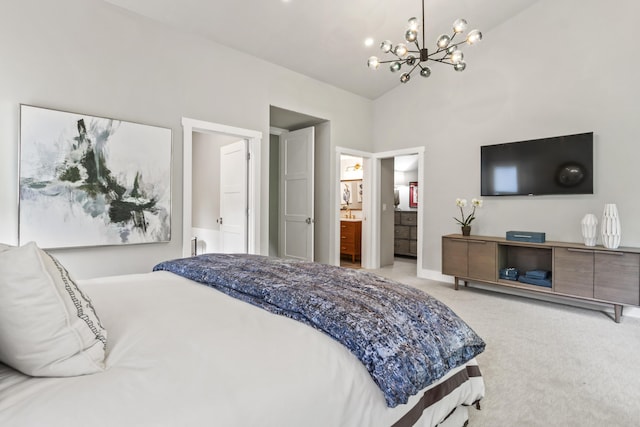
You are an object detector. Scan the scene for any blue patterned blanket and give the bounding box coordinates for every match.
[153,254,485,407]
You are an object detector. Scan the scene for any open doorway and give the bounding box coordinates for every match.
[269,106,330,263]
[181,118,261,258]
[372,147,424,276]
[339,154,364,268]
[334,148,373,269]
[191,132,248,254]
[391,155,419,267]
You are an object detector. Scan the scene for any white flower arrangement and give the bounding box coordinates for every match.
[455,198,483,226]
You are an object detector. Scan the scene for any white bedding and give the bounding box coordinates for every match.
[0,271,484,426]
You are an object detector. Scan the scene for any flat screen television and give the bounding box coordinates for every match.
[481,132,593,196]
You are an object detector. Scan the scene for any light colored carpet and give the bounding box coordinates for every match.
[371,259,640,427]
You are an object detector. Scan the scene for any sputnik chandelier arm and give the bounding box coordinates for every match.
[367,0,482,83]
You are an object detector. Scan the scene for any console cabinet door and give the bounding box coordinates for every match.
[554,248,594,298]
[594,252,640,305]
[442,238,468,277]
[468,241,497,282]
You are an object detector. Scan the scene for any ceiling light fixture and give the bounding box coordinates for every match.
[367,0,482,84]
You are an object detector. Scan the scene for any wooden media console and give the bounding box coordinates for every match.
[442,234,640,322]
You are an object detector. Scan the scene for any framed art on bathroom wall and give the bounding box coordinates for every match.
[409,181,418,208]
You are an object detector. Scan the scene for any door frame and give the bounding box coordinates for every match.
[370,146,425,275]
[182,117,262,257]
[334,147,373,268]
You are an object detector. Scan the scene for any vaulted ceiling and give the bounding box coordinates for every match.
[104,0,539,100]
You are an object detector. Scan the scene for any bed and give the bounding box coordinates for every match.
[0,246,485,427]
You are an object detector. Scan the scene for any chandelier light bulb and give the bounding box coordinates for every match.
[405,29,418,43]
[408,17,419,31]
[380,40,393,53]
[406,55,417,66]
[420,67,431,78]
[400,73,411,83]
[390,61,402,72]
[453,18,468,33]
[446,45,457,54]
[454,61,467,72]
[450,50,464,64]
[367,56,380,70]
[466,29,483,45]
[436,34,451,49]
[394,43,408,57]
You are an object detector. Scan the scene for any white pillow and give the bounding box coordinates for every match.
[0,242,107,376]
[0,243,12,252]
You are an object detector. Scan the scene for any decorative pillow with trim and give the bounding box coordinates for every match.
[0,242,107,376]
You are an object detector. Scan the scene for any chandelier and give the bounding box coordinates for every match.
[367,0,482,83]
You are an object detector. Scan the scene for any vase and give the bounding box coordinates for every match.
[461,226,471,236]
[580,214,598,247]
[601,204,621,249]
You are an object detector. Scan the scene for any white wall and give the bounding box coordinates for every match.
[0,0,372,278]
[268,134,279,257]
[373,0,640,273]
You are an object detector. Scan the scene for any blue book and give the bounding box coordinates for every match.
[518,276,552,288]
[525,269,550,280]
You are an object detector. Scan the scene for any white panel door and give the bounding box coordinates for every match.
[279,127,314,261]
[220,140,248,253]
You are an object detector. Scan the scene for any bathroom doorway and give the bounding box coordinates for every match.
[339,154,364,268]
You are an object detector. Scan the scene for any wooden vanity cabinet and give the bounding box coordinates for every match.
[340,221,361,263]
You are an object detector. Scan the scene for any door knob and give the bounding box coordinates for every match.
[305,217,312,224]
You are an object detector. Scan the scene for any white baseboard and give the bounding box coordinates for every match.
[418,268,640,319]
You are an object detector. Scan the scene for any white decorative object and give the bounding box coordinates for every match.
[581,214,598,246]
[601,204,621,249]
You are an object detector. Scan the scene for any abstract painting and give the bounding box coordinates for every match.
[19,105,172,248]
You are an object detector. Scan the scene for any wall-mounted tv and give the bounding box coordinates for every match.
[481,132,593,196]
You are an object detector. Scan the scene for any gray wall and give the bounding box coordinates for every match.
[268,134,279,257]
[373,0,640,274]
[314,122,331,264]
[380,158,395,267]
[0,0,372,278]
